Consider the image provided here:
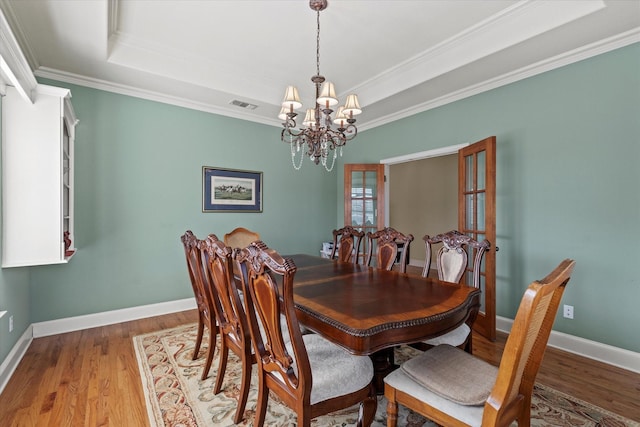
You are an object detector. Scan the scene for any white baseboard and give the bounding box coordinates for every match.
[0,324,33,395]
[32,297,197,338]
[496,316,640,374]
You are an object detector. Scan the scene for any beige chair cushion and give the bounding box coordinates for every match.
[423,323,470,347]
[400,344,498,405]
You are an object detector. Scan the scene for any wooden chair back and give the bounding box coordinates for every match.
[180,230,217,372]
[223,227,260,249]
[237,241,313,416]
[181,231,207,318]
[365,227,414,273]
[200,234,254,423]
[330,225,364,263]
[423,230,490,287]
[201,235,248,347]
[483,259,575,425]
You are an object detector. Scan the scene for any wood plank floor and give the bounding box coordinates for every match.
[0,309,638,426]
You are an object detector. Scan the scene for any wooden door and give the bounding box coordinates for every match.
[344,164,385,263]
[458,136,496,341]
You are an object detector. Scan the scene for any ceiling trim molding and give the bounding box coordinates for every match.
[0,5,36,102]
[360,28,640,132]
[351,0,605,107]
[34,66,280,128]
[34,27,639,132]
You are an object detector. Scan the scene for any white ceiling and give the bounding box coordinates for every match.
[1,0,639,130]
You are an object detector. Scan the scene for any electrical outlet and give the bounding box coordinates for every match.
[563,304,574,319]
[9,315,13,332]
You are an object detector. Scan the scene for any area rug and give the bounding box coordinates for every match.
[133,324,638,427]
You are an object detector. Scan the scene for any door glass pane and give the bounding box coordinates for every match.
[477,192,485,230]
[465,155,474,191]
[477,151,486,191]
[465,194,474,229]
[351,200,363,225]
[351,171,363,198]
[364,200,376,226]
[365,171,377,197]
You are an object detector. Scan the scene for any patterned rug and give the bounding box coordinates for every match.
[133,323,638,427]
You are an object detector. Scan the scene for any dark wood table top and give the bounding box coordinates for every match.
[287,254,481,355]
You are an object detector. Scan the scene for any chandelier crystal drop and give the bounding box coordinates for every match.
[279,0,362,172]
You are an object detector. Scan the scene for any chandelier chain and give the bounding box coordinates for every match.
[279,0,361,171]
[316,10,321,77]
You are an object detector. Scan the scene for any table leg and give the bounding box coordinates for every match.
[370,347,398,394]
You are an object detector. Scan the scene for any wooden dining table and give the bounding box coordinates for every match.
[286,254,481,392]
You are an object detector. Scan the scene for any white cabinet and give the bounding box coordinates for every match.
[2,84,78,267]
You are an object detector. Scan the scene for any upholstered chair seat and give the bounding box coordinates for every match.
[385,344,498,426]
[284,333,374,405]
[422,323,471,347]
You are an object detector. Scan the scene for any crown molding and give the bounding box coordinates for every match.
[351,0,605,108]
[0,5,36,102]
[35,66,282,128]
[359,28,640,132]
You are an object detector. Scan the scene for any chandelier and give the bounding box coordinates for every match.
[279,0,362,171]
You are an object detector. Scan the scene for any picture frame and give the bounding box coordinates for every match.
[202,167,263,213]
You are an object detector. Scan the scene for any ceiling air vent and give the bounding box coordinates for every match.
[230,100,258,110]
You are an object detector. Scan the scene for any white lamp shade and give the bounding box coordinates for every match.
[316,82,339,107]
[282,85,302,110]
[302,109,316,127]
[343,94,362,116]
[278,107,289,121]
[333,106,348,126]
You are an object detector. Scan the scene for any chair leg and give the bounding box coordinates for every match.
[253,378,269,427]
[200,326,217,380]
[233,351,252,424]
[386,394,398,427]
[463,333,473,354]
[298,409,311,427]
[213,341,229,391]
[357,385,377,427]
[192,318,205,360]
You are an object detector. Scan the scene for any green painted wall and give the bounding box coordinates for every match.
[338,43,640,352]
[27,84,337,322]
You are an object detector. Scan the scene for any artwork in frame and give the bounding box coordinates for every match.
[202,167,263,213]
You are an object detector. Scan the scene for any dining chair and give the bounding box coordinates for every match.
[180,231,217,375]
[200,234,254,424]
[236,241,377,427]
[330,225,364,264]
[385,259,575,427]
[223,226,260,249]
[419,230,491,353]
[365,227,414,273]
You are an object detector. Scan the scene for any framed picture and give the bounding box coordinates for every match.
[202,167,263,213]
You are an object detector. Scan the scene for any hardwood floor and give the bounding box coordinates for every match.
[0,309,638,426]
